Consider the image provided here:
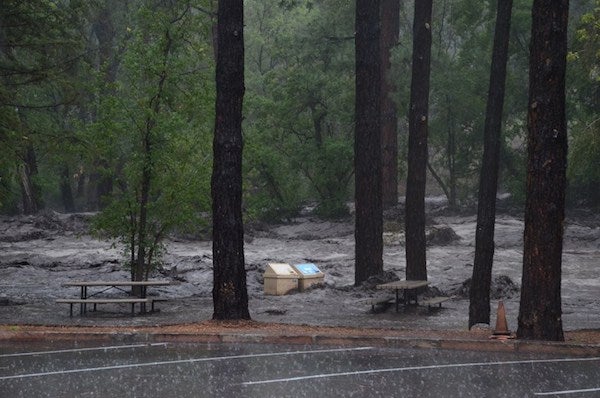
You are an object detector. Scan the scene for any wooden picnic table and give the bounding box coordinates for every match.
[376,280,430,312]
[59,280,173,316]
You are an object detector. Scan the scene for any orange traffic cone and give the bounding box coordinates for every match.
[490,300,514,340]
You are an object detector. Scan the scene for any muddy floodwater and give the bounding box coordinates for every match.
[1,203,598,331]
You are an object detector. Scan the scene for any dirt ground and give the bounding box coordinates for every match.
[1,200,598,344]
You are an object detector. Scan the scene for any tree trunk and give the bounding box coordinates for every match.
[380,0,400,209]
[60,165,76,213]
[354,0,383,286]
[469,0,513,329]
[92,3,118,84]
[405,0,432,282]
[517,0,568,342]
[18,142,43,214]
[446,109,457,208]
[86,1,118,211]
[131,130,152,297]
[18,163,38,215]
[96,160,114,209]
[212,0,250,320]
[131,17,172,293]
[134,149,151,285]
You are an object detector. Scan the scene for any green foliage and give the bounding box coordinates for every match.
[244,0,355,220]
[0,107,20,213]
[0,0,89,212]
[85,0,214,278]
[493,115,527,205]
[393,0,594,209]
[423,0,533,206]
[311,139,353,218]
[567,1,600,119]
[566,1,600,207]
[243,136,305,222]
[568,119,600,206]
[2,0,599,224]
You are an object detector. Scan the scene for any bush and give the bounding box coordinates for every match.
[568,119,600,207]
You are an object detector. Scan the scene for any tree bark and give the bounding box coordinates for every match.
[133,135,152,287]
[87,2,119,211]
[469,0,513,329]
[18,142,43,214]
[132,27,172,291]
[212,0,250,319]
[517,0,568,341]
[60,165,75,213]
[380,0,400,209]
[354,0,383,285]
[446,108,457,208]
[405,0,432,282]
[92,3,118,84]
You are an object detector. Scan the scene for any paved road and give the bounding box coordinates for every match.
[1,341,599,397]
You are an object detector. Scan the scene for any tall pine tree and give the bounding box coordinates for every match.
[517,0,569,341]
[354,0,383,285]
[212,0,250,320]
[469,0,513,329]
[405,0,433,283]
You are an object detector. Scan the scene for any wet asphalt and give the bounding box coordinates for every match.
[1,341,599,397]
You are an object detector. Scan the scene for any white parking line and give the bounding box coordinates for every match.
[0,343,169,358]
[534,387,600,396]
[0,346,372,381]
[241,356,600,386]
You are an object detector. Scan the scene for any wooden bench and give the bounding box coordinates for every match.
[149,297,168,312]
[421,295,455,309]
[366,297,394,312]
[56,298,153,317]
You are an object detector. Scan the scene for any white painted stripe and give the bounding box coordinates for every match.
[242,356,600,386]
[0,346,372,381]
[534,387,600,396]
[0,343,169,358]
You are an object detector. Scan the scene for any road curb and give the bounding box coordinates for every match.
[1,330,599,356]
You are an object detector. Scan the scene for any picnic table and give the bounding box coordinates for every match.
[376,280,430,312]
[57,280,173,316]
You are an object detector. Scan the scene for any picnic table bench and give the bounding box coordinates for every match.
[57,280,172,317]
[56,298,152,317]
[376,280,430,312]
[421,295,456,309]
[366,297,394,312]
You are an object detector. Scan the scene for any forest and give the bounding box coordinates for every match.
[1,1,598,338]
[2,0,598,219]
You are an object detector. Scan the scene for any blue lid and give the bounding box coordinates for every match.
[294,263,321,275]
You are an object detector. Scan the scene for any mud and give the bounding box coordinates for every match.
[1,202,598,332]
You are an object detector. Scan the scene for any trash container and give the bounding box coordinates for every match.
[291,263,325,292]
[263,263,299,295]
